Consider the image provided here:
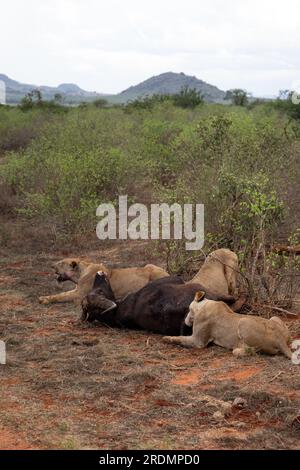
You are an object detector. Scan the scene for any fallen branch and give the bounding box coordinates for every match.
[253,303,298,316]
[269,371,283,383]
[273,244,300,255]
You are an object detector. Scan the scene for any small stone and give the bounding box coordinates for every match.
[221,402,233,416]
[235,421,247,428]
[213,411,224,421]
[232,397,247,408]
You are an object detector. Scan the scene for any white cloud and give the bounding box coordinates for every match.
[0,0,299,95]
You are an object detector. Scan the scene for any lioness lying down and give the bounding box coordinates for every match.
[164,291,292,359]
[39,258,169,305]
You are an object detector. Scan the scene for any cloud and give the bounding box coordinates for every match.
[0,0,299,95]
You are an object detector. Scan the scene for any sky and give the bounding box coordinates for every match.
[1,0,300,96]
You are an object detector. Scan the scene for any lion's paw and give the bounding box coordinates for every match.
[163,336,173,343]
[39,296,51,305]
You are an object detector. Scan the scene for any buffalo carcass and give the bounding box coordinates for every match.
[81,272,237,336]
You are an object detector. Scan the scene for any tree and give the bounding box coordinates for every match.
[54,93,63,103]
[93,98,108,108]
[225,89,250,106]
[30,89,42,103]
[19,89,43,110]
[273,90,300,122]
[278,89,290,100]
[172,86,204,109]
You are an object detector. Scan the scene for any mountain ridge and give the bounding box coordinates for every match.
[0,74,101,104]
[119,72,225,102]
[0,72,226,104]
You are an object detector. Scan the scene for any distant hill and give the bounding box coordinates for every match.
[57,83,84,94]
[0,74,103,104]
[0,72,226,105]
[117,72,226,103]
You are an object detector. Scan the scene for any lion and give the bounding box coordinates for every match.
[188,248,238,296]
[163,291,292,359]
[38,258,169,305]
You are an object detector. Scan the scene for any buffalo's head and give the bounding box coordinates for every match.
[81,271,117,322]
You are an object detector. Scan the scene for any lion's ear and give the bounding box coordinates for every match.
[195,291,205,302]
[71,261,78,269]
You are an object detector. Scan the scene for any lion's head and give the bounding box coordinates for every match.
[270,316,291,343]
[52,258,83,284]
[185,291,206,326]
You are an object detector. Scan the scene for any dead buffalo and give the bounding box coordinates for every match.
[81,272,236,336]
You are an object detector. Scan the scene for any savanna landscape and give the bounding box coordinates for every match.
[0,91,300,450]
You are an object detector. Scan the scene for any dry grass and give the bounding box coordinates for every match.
[0,242,299,450]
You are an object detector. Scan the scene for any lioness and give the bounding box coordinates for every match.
[38,258,169,305]
[163,291,292,359]
[188,249,238,296]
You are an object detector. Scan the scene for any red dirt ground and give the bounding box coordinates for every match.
[0,243,300,450]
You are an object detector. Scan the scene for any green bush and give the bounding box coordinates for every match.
[225,88,250,106]
[124,94,172,112]
[93,98,109,108]
[172,86,204,109]
[0,100,299,249]
[0,106,57,152]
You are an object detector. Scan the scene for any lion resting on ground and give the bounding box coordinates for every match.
[164,291,292,359]
[188,249,238,296]
[38,258,169,305]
